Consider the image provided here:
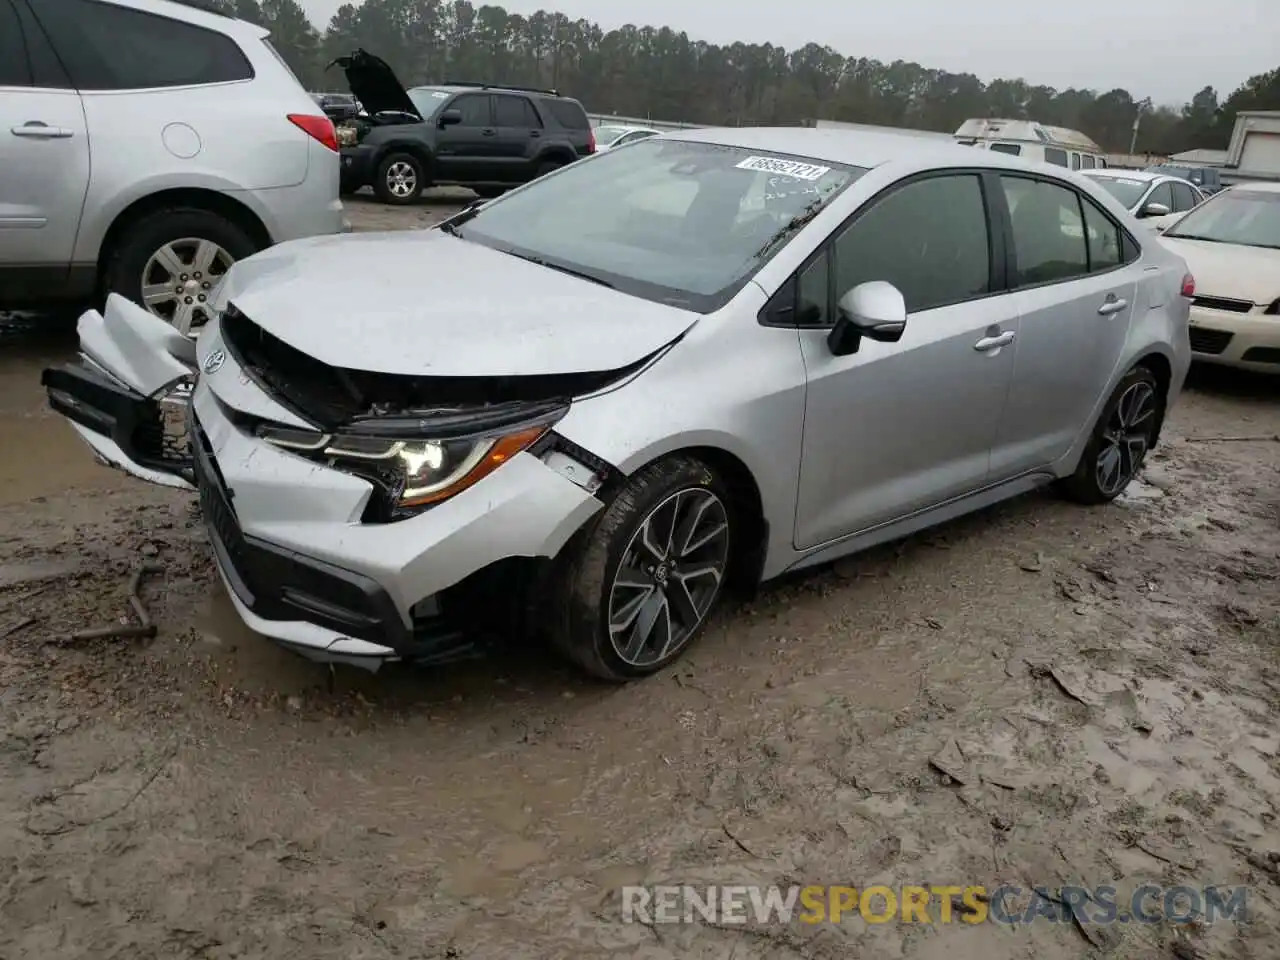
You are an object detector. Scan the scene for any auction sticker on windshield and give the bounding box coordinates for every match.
[736,156,831,180]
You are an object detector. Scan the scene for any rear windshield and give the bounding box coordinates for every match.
[452,139,866,312]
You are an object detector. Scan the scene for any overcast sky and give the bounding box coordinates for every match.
[299,0,1276,106]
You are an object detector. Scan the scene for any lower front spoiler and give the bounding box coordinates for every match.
[43,360,194,488]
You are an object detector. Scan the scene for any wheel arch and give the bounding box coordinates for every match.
[611,442,770,595]
[1130,349,1173,448]
[96,188,272,288]
[377,140,434,172]
[535,145,576,167]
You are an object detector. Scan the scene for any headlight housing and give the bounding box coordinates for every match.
[256,421,550,513]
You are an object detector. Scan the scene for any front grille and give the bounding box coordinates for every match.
[1192,295,1253,313]
[1189,327,1233,355]
[1242,347,1280,365]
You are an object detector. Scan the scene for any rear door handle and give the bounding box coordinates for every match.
[481,128,496,136]
[974,331,1015,352]
[11,122,74,139]
[1098,297,1128,315]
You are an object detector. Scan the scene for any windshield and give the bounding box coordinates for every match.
[594,125,631,146]
[1164,189,1280,249]
[1084,174,1150,208]
[407,87,453,119]
[451,139,866,312]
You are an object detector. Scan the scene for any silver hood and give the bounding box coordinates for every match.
[211,231,699,377]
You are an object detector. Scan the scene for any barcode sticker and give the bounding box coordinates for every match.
[735,156,831,180]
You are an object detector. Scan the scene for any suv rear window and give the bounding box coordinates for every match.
[544,99,590,129]
[33,0,253,90]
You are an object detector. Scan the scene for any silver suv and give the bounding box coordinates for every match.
[0,0,344,333]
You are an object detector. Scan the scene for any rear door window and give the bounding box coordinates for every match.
[32,0,253,90]
[0,0,29,86]
[493,94,540,127]
[1,0,69,88]
[1000,176,1089,286]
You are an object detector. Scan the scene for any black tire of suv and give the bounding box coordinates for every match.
[374,152,426,205]
[1057,365,1164,505]
[535,159,564,178]
[547,455,735,682]
[102,207,258,315]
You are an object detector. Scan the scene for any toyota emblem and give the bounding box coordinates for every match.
[203,349,225,374]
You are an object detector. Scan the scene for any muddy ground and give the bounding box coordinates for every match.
[2,196,1280,959]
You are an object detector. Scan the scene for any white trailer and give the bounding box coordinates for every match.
[1223,111,1280,182]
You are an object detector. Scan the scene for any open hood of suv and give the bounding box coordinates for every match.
[210,231,700,379]
[327,49,421,120]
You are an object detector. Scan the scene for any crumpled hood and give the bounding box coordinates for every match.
[1159,236,1280,305]
[211,230,700,377]
[327,49,420,119]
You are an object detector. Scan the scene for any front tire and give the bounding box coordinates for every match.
[1058,365,1163,504]
[374,152,426,205]
[549,455,734,681]
[102,206,257,336]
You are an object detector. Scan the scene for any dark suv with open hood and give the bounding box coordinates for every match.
[329,49,597,204]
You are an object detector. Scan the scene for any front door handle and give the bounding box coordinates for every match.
[1097,296,1128,316]
[481,128,496,136]
[11,122,74,139]
[974,331,1015,352]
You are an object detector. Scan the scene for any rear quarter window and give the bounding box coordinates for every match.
[545,98,590,129]
[32,0,253,90]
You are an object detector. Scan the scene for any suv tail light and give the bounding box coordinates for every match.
[1180,273,1195,298]
[587,128,596,154]
[288,114,338,152]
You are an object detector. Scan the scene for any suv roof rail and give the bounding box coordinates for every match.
[442,80,561,97]
[166,0,234,16]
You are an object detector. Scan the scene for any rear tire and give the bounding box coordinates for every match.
[548,455,735,682]
[535,159,564,179]
[101,206,258,334]
[374,152,426,205]
[1058,365,1163,505]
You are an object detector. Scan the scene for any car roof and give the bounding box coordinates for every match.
[409,84,566,99]
[1229,181,1280,194]
[664,125,1031,170]
[1083,169,1160,182]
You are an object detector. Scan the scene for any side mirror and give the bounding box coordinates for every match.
[827,281,907,357]
[1141,201,1171,218]
[438,109,462,128]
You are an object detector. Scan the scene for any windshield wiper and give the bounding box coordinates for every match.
[504,251,615,288]
[754,199,826,259]
[1164,233,1223,243]
[437,202,484,236]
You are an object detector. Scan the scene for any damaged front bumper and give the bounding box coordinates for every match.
[42,298,610,670]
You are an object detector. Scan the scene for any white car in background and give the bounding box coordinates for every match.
[593,124,663,152]
[1080,169,1205,228]
[1157,182,1280,373]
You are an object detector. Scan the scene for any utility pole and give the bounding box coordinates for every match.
[1129,97,1152,155]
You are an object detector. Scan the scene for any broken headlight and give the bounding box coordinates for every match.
[257,423,549,508]
[335,123,359,147]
